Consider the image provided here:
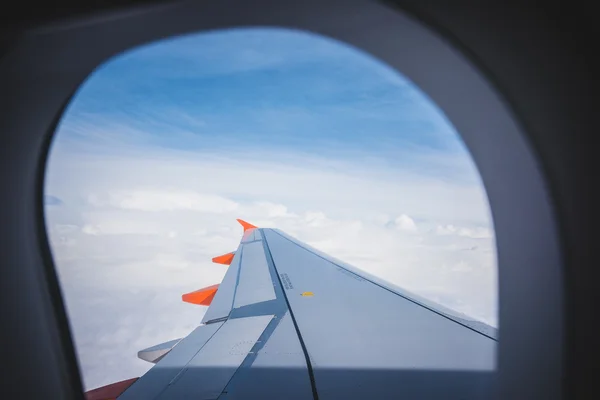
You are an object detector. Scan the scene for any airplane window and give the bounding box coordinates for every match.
[43,27,497,391]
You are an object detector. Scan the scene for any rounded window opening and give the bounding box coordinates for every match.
[44,28,498,394]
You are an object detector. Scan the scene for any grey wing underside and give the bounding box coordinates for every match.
[119,228,496,400]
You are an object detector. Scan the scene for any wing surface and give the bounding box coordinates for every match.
[117,221,496,399]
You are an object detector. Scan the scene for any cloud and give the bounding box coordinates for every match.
[393,214,417,231]
[47,141,490,227]
[436,224,493,239]
[253,202,295,218]
[95,189,240,213]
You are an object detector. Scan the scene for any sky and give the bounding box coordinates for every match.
[43,28,497,391]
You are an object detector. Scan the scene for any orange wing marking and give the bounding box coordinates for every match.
[182,284,219,306]
[237,219,258,232]
[85,378,139,400]
[212,252,235,265]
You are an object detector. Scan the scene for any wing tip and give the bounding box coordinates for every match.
[236,218,258,232]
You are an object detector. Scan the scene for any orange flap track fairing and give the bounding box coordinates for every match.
[182,284,219,306]
[182,220,258,307]
[212,252,235,265]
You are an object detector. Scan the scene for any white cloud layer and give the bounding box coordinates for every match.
[96,190,240,213]
[45,138,497,390]
[436,224,493,239]
[394,214,418,231]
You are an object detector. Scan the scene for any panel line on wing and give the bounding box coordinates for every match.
[261,231,320,400]
[230,245,244,311]
[201,244,245,324]
[216,310,313,400]
[204,316,228,325]
[166,322,225,375]
[233,240,276,308]
[215,229,306,398]
[269,229,497,341]
[161,322,226,390]
[216,315,283,399]
[155,316,274,400]
[240,239,262,244]
[118,321,226,400]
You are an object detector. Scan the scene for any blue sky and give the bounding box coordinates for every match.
[59,28,474,183]
[45,28,496,390]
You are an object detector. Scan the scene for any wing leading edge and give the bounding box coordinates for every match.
[114,221,496,400]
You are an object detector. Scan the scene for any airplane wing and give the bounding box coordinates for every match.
[91,219,496,400]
